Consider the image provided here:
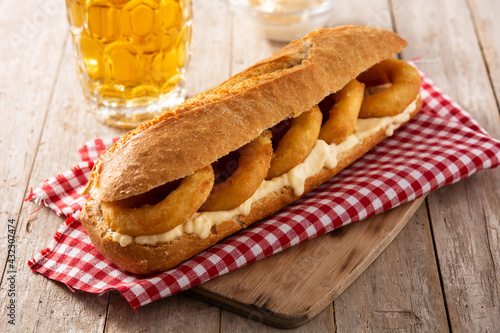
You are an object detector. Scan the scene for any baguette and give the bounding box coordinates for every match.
[81,26,422,275]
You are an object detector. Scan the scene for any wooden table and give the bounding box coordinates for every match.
[2,0,500,331]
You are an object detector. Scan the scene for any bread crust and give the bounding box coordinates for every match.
[80,26,422,275]
[80,97,422,275]
[88,26,408,202]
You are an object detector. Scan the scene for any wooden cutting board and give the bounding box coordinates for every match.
[186,197,425,328]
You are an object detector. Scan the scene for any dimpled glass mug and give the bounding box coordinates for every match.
[66,0,192,127]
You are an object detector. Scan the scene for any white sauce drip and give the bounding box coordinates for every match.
[112,98,418,247]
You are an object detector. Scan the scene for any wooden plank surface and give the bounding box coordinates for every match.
[468,0,500,107]
[189,198,425,328]
[334,204,450,332]
[1,35,122,333]
[395,0,500,332]
[0,1,115,331]
[0,0,499,331]
[0,0,68,273]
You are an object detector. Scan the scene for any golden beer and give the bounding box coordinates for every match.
[66,0,192,127]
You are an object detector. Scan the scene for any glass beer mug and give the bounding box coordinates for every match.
[66,0,192,127]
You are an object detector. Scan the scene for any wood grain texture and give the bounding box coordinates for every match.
[0,37,125,332]
[186,0,233,96]
[1,0,499,331]
[106,292,221,333]
[189,198,425,328]
[0,1,114,331]
[334,204,449,332]
[327,0,394,30]
[468,0,500,105]
[220,304,335,333]
[394,0,500,331]
[0,0,68,273]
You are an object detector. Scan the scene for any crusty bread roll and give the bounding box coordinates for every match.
[81,26,422,275]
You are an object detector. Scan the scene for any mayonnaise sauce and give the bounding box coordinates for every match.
[112,98,418,247]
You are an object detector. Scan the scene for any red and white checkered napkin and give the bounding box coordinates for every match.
[27,68,500,310]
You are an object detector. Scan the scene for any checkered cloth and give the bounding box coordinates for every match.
[27,67,500,310]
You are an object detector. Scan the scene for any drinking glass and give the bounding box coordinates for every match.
[66,0,192,127]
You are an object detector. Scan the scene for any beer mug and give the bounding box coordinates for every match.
[66,0,192,127]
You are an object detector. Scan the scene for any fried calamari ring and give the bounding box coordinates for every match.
[319,79,365,145]
[199,131,273,212]
[357,59,421,118]
[102,165,214,236]
[266,105,323,180]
